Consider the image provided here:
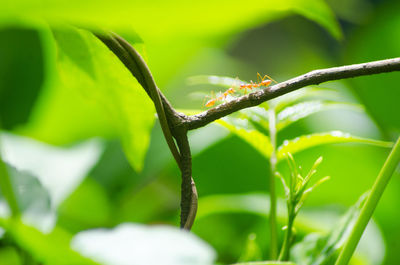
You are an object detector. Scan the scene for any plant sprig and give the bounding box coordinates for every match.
[277,153,329,261]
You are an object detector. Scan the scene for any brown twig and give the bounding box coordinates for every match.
[181,58,400,130]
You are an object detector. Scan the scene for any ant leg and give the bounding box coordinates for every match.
[257,72,263,83]
[263,74,277,83]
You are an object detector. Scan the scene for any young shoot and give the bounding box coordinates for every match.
[277,153,330,261]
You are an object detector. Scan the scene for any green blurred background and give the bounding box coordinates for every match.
[0,0,399,264]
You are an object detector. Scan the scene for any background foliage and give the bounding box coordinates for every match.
[0,0,399,264]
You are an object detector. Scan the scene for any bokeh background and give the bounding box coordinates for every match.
[0,0,399,264]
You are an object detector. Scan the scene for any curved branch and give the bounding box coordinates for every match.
[182,58,400,130]
[95,32,182,169]
[175,130,198,229]
[95,31,197,229]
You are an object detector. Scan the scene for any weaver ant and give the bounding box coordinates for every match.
[239,73,277,94]
[204,73,277,107]
[205,87,236,107]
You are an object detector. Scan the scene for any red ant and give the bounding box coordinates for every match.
[239,73,277,94]
[205,87,235,107]
[204,73,277,107]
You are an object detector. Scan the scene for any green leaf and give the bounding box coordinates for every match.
[187,75,244,88]
[232,261,296,265]
[238,233,263,263]
[0,218,98,265]
[71,223,216,265]
[1,133,102,208]
[0,246,22,265]
[1,0,341,40]
[276,101,363,131]
[58,178,112,232]
[289,0,342,40]
[0,164,54,232]
[345,2,400,132]
[50,26,154,172]
[197,193,384,265]
[217,119,273,159]
[277,131,393,161]
[290,194,374,265]
[197,193,330,234]
[272,87,340,113]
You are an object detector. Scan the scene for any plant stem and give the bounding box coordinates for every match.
[335,136,400,265]
[0,137,20,218]
[278,211,294,261]
[268,109,278,260]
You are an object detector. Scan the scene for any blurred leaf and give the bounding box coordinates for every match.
[238,233,263,262]
[0,133,102,207]
[0,218,98,265]
[345,2,400,133]
[197,193,329,234]
[71,223,216,265]
[291,193,385,265]
[1,0,341,89]
[291,205,358,265]
[51,26,154,172]
[272,87,340,113]
[0,246,22,265]
[57,178,112,233]
[0,27,44,130]
[288,0,342,39]
[0,0,340,40]
[197,193,385,265]
[276,101,363,131]
[189,124,230,156]
[276,131,393,161]
[197,193,278,219]
[217,119,273,159]
[239,107,271,135]
[5,165,50,216]
[192,135,270,196]
[232,261,296,265]
[0,164,54,233]
[187,75,244,88]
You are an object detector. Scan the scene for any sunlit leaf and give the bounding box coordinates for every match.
[277,101,363,131]
[0,0,341,40]
[51,26,154,172]
[0,164,54,233]
[0,246,21,265]
[187,75,245,88]
[1,0,341,90]
[58,178,112,232]
[291,194,385,265]
[0,133,102,207]
[0,218,98,265]
[197,193,330,234]
[345,3,400,132]
[198,193,384,265]
[71,223,216,265]
[238,233,263,263]
[176,109,204,116]
[189,124,230,156]
[272,87,340,113]
[217,119,273,159]
[232,261,296,265]
[277,131,393,161]
[239,107,271,134]
[289,0,342,39]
